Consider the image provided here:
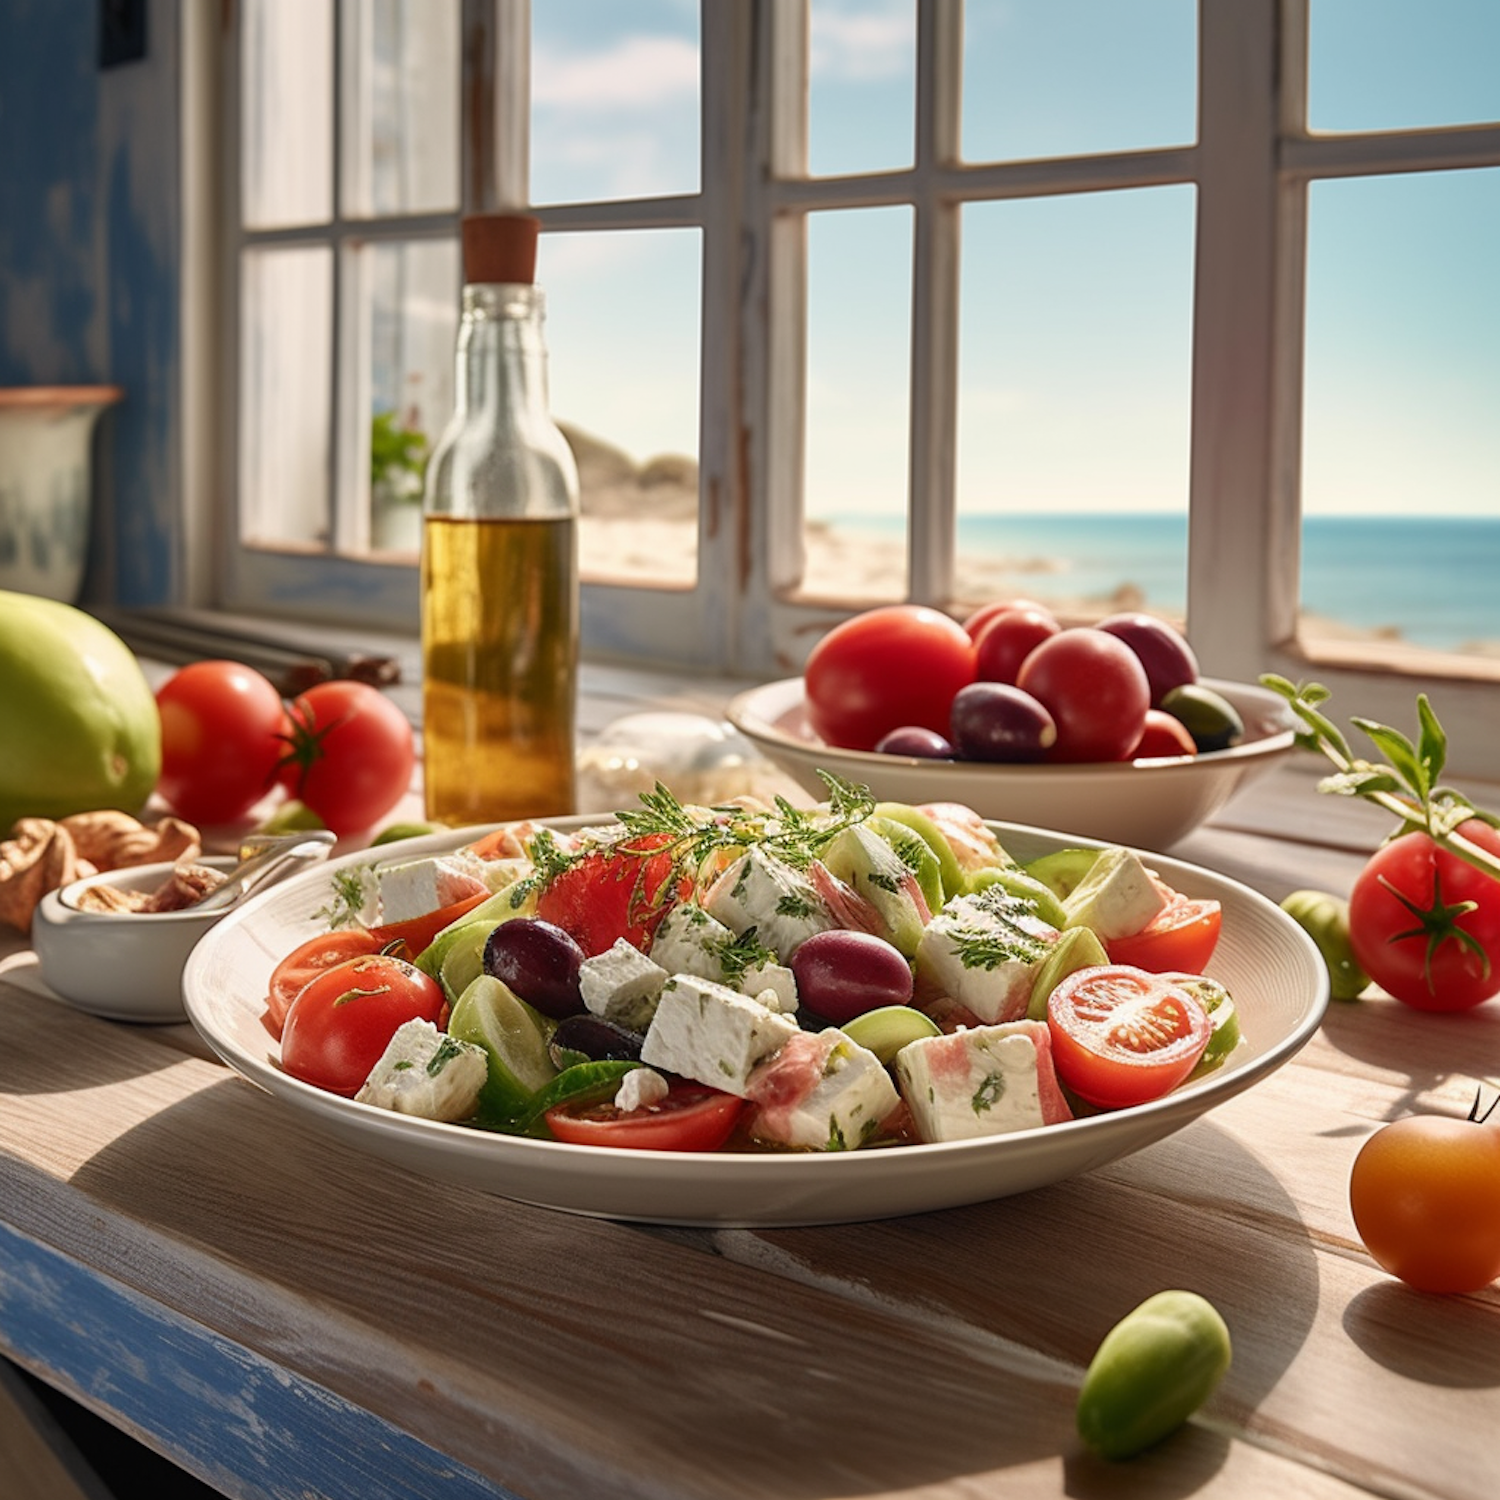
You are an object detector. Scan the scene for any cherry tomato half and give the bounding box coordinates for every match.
[1349,1108,1500,1293]
[1046,965,1212,1110]
[804,605,976,752]
[280,952,446,1096]
[544,1081,747,1151]
[1106,898,1223,974]
[265,928,395,1035]
[1347,819,1500,1012]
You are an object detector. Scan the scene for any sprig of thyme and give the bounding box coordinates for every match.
[313,863,376,929]
[1261,675,1500,883]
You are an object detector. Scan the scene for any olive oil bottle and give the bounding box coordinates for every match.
[421,214,580,824]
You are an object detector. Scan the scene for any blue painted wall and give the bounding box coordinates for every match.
[0,0,182,605]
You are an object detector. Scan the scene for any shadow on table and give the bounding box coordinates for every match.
[1343,1282,1500,1388]
[65,1077,1319,1500]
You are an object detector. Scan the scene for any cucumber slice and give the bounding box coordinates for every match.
[521,1060,641,1135]
[1023,847,1101,900]
[1172,975,1242,1077]
[840,1005,941,1065]
[873,802,969,900]
[447,974,559,1125]
[1026,925,1109,1020]
[867,815,945,917]
[436,920,496,1007]
[965,865,1069,930]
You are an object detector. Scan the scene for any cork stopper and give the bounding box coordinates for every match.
[462,213,541,285]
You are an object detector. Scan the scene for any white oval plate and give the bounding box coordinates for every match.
[727,676,1296,852]
[182,818,1328,1227]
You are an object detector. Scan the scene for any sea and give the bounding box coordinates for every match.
[819,512,1500,652]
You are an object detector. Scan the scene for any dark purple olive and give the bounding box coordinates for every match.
[791,930,914,1025]
[483,917,586,1018]
[548,1014,645,1069]
[948,681,1057,763]
[1096,612,1199,708]
[873,725,955,759]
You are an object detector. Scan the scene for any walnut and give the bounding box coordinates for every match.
[58,810,201,871]
[0,819,88,934]
[141,862,228,912]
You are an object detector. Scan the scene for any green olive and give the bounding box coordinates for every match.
[1280,889,1370,1000]
[1076,1290,1232,1460]
[1160,684,1245,752]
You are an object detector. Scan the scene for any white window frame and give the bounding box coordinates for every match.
[211,0,1500,775]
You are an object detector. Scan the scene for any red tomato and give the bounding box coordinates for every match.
[962,598,1056,642]
[536,832,689,956]
[544,1081,747,1151]
[1347,819,1500,1011]
[264,928,396,1035]
[280,952,446,1096]
[278,680,416,836]
[803,605,976,751]
[1130,708,1198,759]
[1046,965,1212,1110]
[972,607,1061,686]
[1106,897,1223,973]
[1015,628,1150,763]
[367,891,492,958]
[1349,1107,1500,1294]
[155,660,291,824]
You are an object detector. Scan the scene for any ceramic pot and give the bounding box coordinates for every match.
[0,386,123,602]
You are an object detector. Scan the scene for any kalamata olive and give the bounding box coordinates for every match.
[948,681,1057,762]
[1096,612,1199,708]
[548,1013,645,1069]
[873,725,955,759]
[972,606,1061,685]
[790,929,914,1025]
[483,917,586,1018]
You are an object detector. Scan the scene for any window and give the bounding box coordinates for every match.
[218,0,1500,774]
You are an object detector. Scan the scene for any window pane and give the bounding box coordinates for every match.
[962,0,1196,164]
[531,1,700,205]
[243,0,333,228]
[342,0,460,218]
[368,238,460,552]
[240,247,333,547]
[1309,0,1500,133]
[955,188,1194,615]
[808,0,915,179]
[801,207,913,601]
[1301,171,1500,656]
[539,229,702,586]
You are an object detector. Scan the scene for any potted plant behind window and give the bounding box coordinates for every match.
[370,409,429,552]
[0,386,123,602]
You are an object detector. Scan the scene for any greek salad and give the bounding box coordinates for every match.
[262,776,1242,1153]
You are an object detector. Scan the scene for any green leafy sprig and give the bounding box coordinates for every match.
[1261,675,1500,883]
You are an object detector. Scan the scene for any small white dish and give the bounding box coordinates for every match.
[32,857,238,1023]
[182,821,1329,1228]
[726,676,1297,851]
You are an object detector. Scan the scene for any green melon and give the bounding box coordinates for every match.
[0,590,162,832]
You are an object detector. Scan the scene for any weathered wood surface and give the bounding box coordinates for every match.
[2,733,1498,1499]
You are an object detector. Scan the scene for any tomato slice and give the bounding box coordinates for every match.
[1046,965,1212,1110]
[544,1082,747,1151]
[367,891,491,958]
[264,928,394,1035]
[1106,897,1222,974]
[535,832,689,956]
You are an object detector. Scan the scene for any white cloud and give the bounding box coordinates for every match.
[809,6,912,81]
[533,36,699,111]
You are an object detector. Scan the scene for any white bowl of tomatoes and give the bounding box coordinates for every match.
[727,602,1297,852]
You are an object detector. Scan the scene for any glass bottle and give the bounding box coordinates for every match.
[421,214,580,824]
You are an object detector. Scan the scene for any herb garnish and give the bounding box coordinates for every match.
[715,926,778,986]
[314,864,375,930]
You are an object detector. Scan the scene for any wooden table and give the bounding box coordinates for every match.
[3,662,1498,1500]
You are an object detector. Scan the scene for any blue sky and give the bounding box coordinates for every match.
[526,0,1498,523]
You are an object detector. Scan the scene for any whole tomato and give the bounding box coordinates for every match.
[803,605,976,752]
[1347,819,1500,1011]
[1349,1102,1500,1293]
[280,952,446,1096]
[1014,627,1149,763]
[278,680,416,836]
[155,660,291,824]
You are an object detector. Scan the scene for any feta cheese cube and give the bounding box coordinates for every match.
[1061,846,1169,941]
[640,974,800,1096]
[578,938,669,1032]
[376,856,489,925]
[649,900,736,980]
[702,847,834,961]
[355,1020,488,1123]
[895,1021,1069,1143]
[747,1029,899,1151]
[915,886,1058,1024]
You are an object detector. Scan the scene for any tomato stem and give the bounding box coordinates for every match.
[1471,1087,1499,1126]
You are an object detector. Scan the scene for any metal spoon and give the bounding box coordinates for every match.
[194,830,338,912]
